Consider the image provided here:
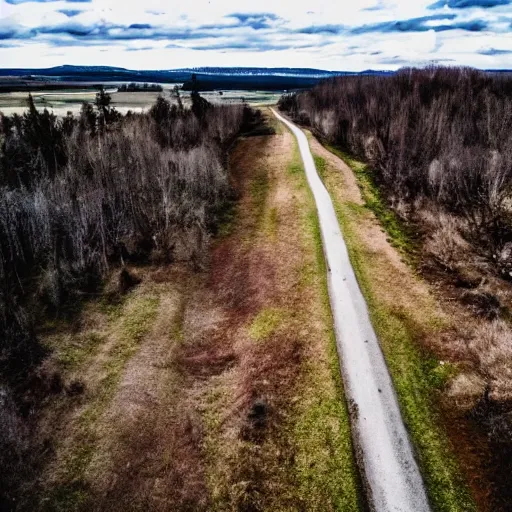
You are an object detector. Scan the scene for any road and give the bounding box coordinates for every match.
[272,109,431,512]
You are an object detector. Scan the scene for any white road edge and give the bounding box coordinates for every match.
[272,109,431,512]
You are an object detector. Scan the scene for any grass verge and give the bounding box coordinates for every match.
[309,139,475,511]
[286,136,362,510]
[322,142,415,259]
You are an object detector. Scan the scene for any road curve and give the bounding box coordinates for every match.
[272,109,431,512]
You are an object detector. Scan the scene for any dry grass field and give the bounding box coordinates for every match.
[0,86,281,117]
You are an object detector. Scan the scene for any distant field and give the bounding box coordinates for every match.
[0,83,280,116]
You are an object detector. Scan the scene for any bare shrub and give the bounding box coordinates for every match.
[469,320,512,403]
[424,216,471,272]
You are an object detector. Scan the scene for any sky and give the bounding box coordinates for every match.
[0,0,511,71]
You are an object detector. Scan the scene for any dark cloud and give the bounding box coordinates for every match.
[449,20,488,30]
[0,26,20,40]
[478,47,512,54]
[58,9,83,17]
[428,0,511,8]
[351,13,487,33]
[225,12,281,30]
[128,24,152,30]
[40,22,99,36]
[0,20,214,42]
[227,12,280,23]
[296,24,345,34]
[0,16,283,44]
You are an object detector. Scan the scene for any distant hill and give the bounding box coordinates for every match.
[0,65,396,92]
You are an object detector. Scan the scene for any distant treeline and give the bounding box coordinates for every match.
[0,82,105,92]
[117,82,163,92]
[180,74,328,91]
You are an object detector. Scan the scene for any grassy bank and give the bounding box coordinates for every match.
[307,137,475,512]
[286,139,362,510]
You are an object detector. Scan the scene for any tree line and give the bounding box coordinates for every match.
[117,83,163,92]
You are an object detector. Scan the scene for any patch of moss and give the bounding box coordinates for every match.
[248,307,286,341]
[313,154,328,182]
[120,296,159,343]
[216,199,238,239]
[57,332,105,370]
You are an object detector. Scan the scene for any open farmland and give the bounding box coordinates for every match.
[0,84,281,116]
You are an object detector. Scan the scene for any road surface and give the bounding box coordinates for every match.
[272,108,431,512]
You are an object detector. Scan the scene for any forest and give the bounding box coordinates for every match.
[0,88,257,506]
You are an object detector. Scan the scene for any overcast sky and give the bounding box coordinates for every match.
[0,0,511,70]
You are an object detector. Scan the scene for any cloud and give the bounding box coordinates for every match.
[188,39,326,52]
[0,26,18,40]
[350,13,488,33]
[57,9,83,17]
[227,12,280,23]
[128,24,152,30]
[362,1,386,10]
[224,12,282,30]
[0,20,213,42]
[428,0,511,9]
[125,46,154,51]
[478,47,512,54]
[296,24,345,34]
[1,1,511,71]
[378,55,456,65]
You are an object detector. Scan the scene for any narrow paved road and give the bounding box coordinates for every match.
[272,109,431,512]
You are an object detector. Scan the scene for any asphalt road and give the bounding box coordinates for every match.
[272,108,431,512]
